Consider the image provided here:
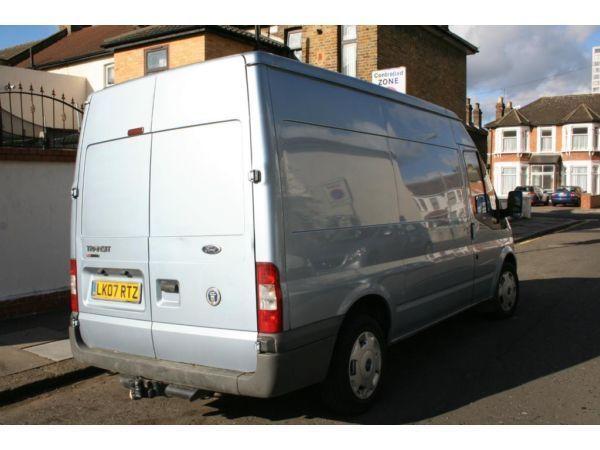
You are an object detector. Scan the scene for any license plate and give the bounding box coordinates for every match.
[92,280,142,303]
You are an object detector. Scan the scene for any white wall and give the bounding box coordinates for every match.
[49,56,113,95]
[0,160,74,301]
[0,65,88,107]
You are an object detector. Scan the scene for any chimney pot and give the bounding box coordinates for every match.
[466,97,473,126]
[473,102,482,129]
[495,96,506,120]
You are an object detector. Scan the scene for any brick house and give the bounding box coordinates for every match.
[254,25,477,120]
[101,25,290,84]
[486,95,600,197]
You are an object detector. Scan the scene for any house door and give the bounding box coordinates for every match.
[530,165,554,191]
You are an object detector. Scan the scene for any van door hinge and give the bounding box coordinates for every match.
[71,187,79,199]
[248,169,262,184]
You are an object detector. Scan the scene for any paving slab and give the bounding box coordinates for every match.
[0,327,67,349]
[0,347,52,377]
[23,339,72,362]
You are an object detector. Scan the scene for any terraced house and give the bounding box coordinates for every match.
[487,94,600,197]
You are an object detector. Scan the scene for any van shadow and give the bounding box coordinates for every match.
[201,276,600,424]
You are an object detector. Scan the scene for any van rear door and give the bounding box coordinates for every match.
[76,77,156,358]
[148,59,258,373]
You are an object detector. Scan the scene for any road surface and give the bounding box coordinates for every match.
[2,219,600,424]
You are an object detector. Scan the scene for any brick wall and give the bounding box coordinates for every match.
[114,35,205,83]
[356,26,378,81]
[204,33,254,60]
[377,26,467,118]
[303,26,340,72]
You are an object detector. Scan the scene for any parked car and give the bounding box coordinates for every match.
[514,185,549,205]
[69,52,520,414]
[551,186,583,206]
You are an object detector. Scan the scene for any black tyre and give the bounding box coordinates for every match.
[481,262,519,319]
[321,313,386,415]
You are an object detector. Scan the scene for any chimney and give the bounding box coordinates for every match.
[505,101,513,114]
[473,102,482,128]
[465,98,473,126]
[495,96,505,120]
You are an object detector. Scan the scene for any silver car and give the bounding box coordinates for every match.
[69,52,519,414]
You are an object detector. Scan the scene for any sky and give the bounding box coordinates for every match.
[1,25,600,125]
[451,25,600,124]
[0,25,58,50]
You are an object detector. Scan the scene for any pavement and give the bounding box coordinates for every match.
[0,207,600,423]
[0,310,98,405]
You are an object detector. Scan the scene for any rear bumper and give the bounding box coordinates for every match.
[551,197,577,204]
[70,317,340,398]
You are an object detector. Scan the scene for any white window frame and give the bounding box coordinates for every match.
[537,126,555,153]
[286,28,303,62]
[104,62,115,87]
[340,25,357,77]
[563,123,594,152]
[563,160,593,193]
[494,126,530,154]
[492,162,525,198]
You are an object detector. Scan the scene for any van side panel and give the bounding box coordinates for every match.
[268,67,476,339]
[267,68,401,330]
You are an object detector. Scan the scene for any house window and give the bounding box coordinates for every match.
[571,166,588,191]
[502,130,517,152]
[500,167,517,195]
[104,63,115,87]
[571,127,588,150]
[340,25,357,77]
[540,128,553,151]
[145,47,168,74]
[286,28,302,61]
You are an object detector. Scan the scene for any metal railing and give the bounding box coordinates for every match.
[0,83,83,150]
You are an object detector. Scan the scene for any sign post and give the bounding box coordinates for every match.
[371,67,406,93]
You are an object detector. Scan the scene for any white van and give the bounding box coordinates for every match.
[70,52,519,413]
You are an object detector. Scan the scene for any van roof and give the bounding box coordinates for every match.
[93,51,459,123]
[243,51,459,121]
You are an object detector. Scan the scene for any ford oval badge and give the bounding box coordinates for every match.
[206,287,222,306]
[202,245,221,255]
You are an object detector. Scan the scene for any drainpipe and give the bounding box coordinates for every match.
[254,25,261,51]
[29,47,35,69]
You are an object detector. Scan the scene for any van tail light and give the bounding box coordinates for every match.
[256,262,283,333]
[70,259,79,313]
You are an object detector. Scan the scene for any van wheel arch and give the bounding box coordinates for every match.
[503,252,517,270]
[340,295,391,341]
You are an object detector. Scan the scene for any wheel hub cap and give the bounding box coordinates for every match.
[348,331,382,400]
[498,271,517,312]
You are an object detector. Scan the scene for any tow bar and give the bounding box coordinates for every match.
[119,376,214,401]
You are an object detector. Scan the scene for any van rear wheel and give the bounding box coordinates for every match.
[321,313,386,415]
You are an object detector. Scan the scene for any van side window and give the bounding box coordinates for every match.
[463,151,498,220]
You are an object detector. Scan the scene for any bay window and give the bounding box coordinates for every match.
[571,166,588,191]
[571,127,588,150]
[501,130,517,152]
[500,167,517,195]
[341,25,357,77]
